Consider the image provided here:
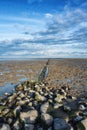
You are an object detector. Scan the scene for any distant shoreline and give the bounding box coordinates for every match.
[0,58,87,61]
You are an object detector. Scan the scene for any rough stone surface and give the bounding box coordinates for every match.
[41,113,53,126]
[54,118,71,130]
[24,124,34,130]
[40,102,49,113]
[20,110,38,124]
[0,124,11,130]
[81,118,87,130]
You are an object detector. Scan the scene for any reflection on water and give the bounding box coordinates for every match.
[0,82,17,97]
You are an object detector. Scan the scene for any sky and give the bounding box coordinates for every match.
[0,0,87,59]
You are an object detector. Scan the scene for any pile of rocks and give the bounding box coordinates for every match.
[0,80,87,130]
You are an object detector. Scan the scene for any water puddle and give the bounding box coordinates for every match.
[0,82,17,97]
[17,70,25,72]
[16,74,25,77]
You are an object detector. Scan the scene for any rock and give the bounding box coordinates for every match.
[53,118,71,130]
[16,84,23,91]
[1,108,9,115]
[54,94,65,103]
[13,120,20,130]
[20,110,38,124]
[80,118,87,130]
[28,102,33,107]
[8,93,17,103]
[41,113,53,126]
[40,102,49,113]
[19,93,25,98]
[63,105,71,112]
[4,92,10,96]
[24,124,34,130]
[7,118,13,125]
[53,108,69,122]
[79,104,86,111]
[47,127,52,130]
[16,99,29,106]
[37,127,43,130]
[54,103,63,109]
[74,115,83,122]
[35,92,46,102]
[13,106,21,117]
[0,123,11,130]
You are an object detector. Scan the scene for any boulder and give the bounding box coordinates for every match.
[40,102,49,113]
[0,123,11,130]
[53,118,71,130]
[80,118,87,130]
[20,110,38,124]
[24,124,34,130]
[35,92,46,102]
[41,113,53,126]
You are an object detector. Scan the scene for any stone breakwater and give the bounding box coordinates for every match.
[0,80,87,130]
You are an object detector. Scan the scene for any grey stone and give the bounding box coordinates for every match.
[40,102,49,113]
[54,118,71,130]
[81,118,87,130]
[41,113,53,126]
[0,124,11,130]
[20,110,38,124]
[13,120,20,130]
[24,124,34,130]
[79,104,86,111]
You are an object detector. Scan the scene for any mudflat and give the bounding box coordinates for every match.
[0,59,87,97]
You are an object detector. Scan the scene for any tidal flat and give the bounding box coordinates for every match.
[0,59,87,130]
[0,59,87,97]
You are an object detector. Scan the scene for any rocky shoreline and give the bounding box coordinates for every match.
[0,80,87,130]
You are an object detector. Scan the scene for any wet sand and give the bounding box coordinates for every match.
[0,59,87,97]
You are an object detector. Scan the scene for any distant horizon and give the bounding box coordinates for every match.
[0,57,87,61]
[0,0,87,58]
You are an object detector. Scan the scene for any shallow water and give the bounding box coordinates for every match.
[0,82,17,97]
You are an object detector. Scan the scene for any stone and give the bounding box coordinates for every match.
[1,108,9,115]
[35,92,46,102]
[19,93,25,98]
[16,100,29,106]
[20,110,38,124]
[74,115,83,122]
[0,123,11,130]
[37,127,43,130]
[16,84,23,91]
[13,106,21,117]
[54,94,65,103]
[7,118,13,125]
[54,103,63,109]
[47,127,52,130]
[13,120,20,130]
[41,113,53,126]
[8,93,17,103]
[79,104,86,111]
[40,102,49,113]
[24,124,34,130]
[80,118,87,130]
[63,105,71,112]
[53,118,71,130]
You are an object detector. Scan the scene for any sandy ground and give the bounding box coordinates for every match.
[0,59,87,97]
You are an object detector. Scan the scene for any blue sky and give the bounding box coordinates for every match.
[0,0,87,58]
